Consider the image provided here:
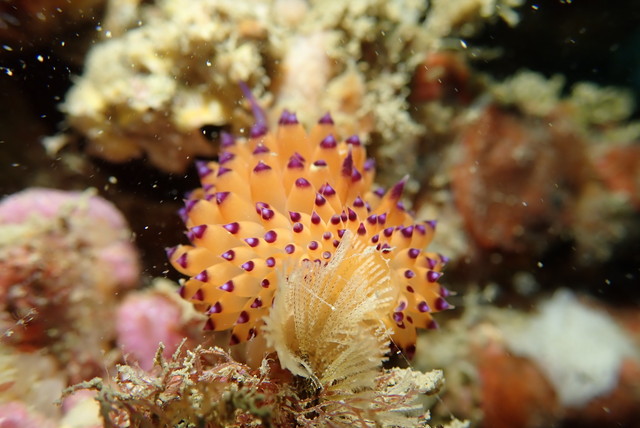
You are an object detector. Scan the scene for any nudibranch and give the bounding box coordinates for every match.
[168,110,450,356]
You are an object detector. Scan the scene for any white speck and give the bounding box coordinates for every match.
[460,39,468,49]
[537,261,544,268]
[36,54,44,62]
[108,176,118,184]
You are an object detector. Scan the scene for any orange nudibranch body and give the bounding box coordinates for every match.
[168,110,450,355]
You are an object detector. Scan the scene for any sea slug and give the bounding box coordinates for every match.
[168,107,450,356]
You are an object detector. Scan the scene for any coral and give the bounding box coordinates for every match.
[571,183,635,263]
[61,0,524,177]
[0,401,56,428]
[0,188,139,381]
[452,105,589,253]
[489,70,636,127]
[414,287,640,427]
[72,343,447,427]
[489,70,565,117]
[0,188,139,287]
[168,110,450,355]
[115,279,206,370]
[424,0,523,38]
[464,70,640,265]
[0,345,66,420]
[568,81,636,127]
[412,287,495,425]
[63,0,262,172]
[67,346,277,427]
[504,289,637,408]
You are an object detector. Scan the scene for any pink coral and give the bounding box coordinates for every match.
[0,187,139,286]
[169,111,449,353]
[116,292,187,370]
[0,402,55,428]
[0,188,140,381]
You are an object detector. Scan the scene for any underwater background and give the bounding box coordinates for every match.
[0,0,639,427]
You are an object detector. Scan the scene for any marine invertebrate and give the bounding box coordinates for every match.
[0,188,139,381]
[0,401,56,428]
[169,109,450,355]
[0,188,140,288]
[0,345,66,421]
[261,229,447,426]
[505,290,636,408]
[412,287,640,427]
[452,105,589,253]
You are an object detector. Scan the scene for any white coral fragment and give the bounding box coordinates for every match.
[490,70,565,117]
[505,289,637,407]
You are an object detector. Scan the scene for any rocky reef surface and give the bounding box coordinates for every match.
[0,0,639,427]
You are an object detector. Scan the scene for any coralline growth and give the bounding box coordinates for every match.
[0,188,139,378]
[0,188,139,424]
[60,0,524,176]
